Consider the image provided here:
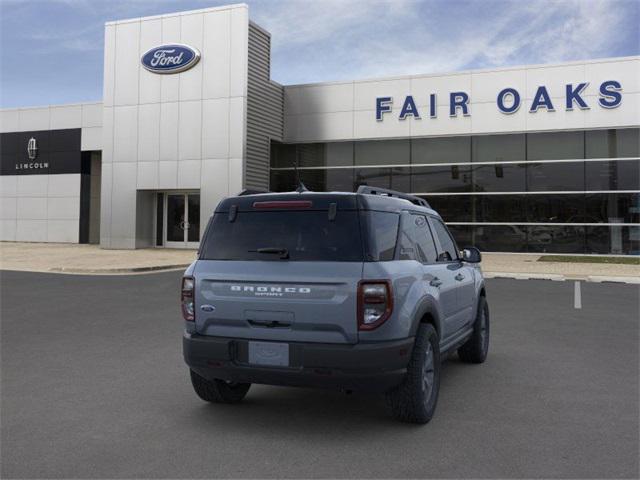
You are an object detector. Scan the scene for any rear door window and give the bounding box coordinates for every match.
[398,214,438,263]
[431,218,459,262]
[200,210,363,262]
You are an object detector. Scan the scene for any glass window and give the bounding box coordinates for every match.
[585,192,640,224]
[270,170,296,192]
[424,196,473,222]
[411,165,473,193]
[270,142,296,168]
[585,128,640,158]
[526,226,585,254]
[413,215,438,263]
[447,225,473,249]
[586,226,640,255]
[475,194,528,223]
[200,211,363,262]
[431,218,459,261]
[362,211,399,261]
[326,168,354,192]
[325,142,354,166]
[472,134,525,162]
[585,160,640,191]
[526,194,585,223]
[472,163,526,192]
[412,136,470,164]
[527,131,584,160]
[472,225,528,252]
[354,167,410,192]
[354,139,409,166]
[526,161,585,191]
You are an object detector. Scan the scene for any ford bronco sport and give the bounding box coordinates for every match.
[182,186,489,424]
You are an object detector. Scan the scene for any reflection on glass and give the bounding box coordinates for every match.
[527,131,584,160]
[412,137,471,164]
[355,140,409,166]
[585,160,640,191]
[527,162,585,191]
[354,167,410,192]
[526,194,584,222]
[412,165,472,193]
[586,226,640,255]
[472,134,525,162]
[166,194,185,242]
[187,194,200,242]
[585,192,640,224]
[476,195,528,222]
[585,128,640,158]
[472,163,526,192]
[526,226,585,254]
[473,225,528,252]
[425,196,473,222]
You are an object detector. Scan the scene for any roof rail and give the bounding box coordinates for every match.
[356,185,431,208]
[237,189,270,196]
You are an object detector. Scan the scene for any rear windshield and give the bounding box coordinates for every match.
[200,211,364,262]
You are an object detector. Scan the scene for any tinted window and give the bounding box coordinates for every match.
[472,134,525,162]
[585,160,640,191]
[472,163,526,192]
[431,219,459,261]
[363,211,399,261]
[200,211,363,262]
[354,167,410,192]
[412,137,470,164]
[527,194,585,222]
[527,131,584,160]
[413,215,438,263]
[355,139,409,166]
[527,161,585,191]
[585,128,640,158]
[424,195,473,222]
[411,165,473,193]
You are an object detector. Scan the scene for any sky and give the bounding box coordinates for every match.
[0,0,638,108]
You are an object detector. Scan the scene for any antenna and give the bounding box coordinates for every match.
[293,155,308,193]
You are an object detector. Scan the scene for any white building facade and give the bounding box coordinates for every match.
[1,4,638,254]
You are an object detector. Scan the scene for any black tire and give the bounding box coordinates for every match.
[386,323,441,424]
[189,370,251,404]
[458,296,490,364]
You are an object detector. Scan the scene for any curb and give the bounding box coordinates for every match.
[48,264,191,274]
[484,271,640,284]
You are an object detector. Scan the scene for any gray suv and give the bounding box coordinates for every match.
[182,186,489,424]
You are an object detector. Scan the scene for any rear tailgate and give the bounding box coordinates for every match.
[194,260,362,344]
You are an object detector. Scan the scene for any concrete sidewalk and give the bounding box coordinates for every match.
[0,242,638,282]
[0,242,195,274]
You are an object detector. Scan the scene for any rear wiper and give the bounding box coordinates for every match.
[249,247,290,260]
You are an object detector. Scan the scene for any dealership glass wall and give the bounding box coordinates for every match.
[270,128,640,255]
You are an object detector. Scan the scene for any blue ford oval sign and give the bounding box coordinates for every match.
[141,44,200,74]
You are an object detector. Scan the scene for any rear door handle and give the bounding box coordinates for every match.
[455,273,465,281]
[429,278,442,287]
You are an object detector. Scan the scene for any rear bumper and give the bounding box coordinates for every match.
[183,333,414,392]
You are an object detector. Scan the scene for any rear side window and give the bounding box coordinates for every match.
[200,211,363,262]
[362,211,399,261]
[431,218,459,262]
[398,214,438,263]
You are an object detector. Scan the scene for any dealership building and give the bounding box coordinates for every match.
[1,3,638,254]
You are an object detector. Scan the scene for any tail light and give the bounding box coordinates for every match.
[358,280,393,330]
[181,276,195,321]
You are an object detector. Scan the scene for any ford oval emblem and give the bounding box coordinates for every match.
[141,44,201,74]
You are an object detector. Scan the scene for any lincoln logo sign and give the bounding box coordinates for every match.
[376,80,622,120]
[141,44,200,74]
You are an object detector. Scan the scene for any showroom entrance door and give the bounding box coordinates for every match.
[164,193,200,248]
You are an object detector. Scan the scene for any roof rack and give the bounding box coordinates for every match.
[237,189,270,196]
[356,185,431,208]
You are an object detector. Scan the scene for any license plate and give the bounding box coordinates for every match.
[248,341,289,367]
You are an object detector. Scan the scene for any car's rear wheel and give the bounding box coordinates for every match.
[458,296,490,364]
[190,370,251,404]
[386,323,441,424]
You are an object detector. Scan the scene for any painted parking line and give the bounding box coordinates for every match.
[574,281,582,309]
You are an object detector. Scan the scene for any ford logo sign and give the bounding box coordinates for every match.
[141,44,200,74]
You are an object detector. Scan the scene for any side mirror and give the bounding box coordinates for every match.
[461,246,482,263]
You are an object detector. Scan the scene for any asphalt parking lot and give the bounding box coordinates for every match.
[1,270,638,479]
